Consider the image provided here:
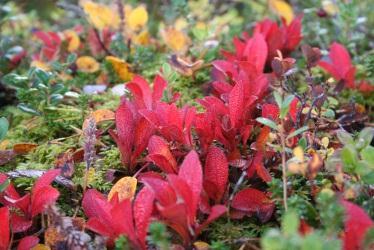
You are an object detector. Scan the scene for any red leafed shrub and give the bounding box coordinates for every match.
[341,200,373,250]
[142,150,226,245]
[318,42,373,92]
[231,188,275,223]
[82,187,154,249]
[0,169,60,233]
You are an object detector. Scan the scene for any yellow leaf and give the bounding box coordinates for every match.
[321,137,329,148]
[293,146,304,162]
[133,30,150,45]
[269,0,294,25]
[108,176,137,202]
[127,5,148,31]
[81,1,119,30]
[76,56,100,73]
[87,167,96,185]
[193,241,210,250]
[161,28,189,53]
[105,56,133,81]
[31,60,50,71]
[32,244,51,250]
[175,18,188,31]
[83,109,115,130]
[0,140,9,150]
[63,30,80,52]
[322,0,339,16]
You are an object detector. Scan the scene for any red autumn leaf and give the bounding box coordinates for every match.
[152,74,167,104]
[262,103,279,120]
[33,31,61,61]
[228,79,244,128]
[0,207,10,250]
[232,188,274,222]
[17,236,39,250]
[127,75,153,110]
[341,200,373,250]
[318,42,356,89]
[31,186,60,217]
[178,150,203,222]
[134,187,155,249]
[82,189,112,224]
[141,176,177,207]
[247,152,272,182]
[243,33,268,75]
[32,168,60,195]
[147,135,177,173]
[204,146,228,203]
[196,205,227,235]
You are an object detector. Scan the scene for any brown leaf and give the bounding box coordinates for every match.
[169,55,204,76]
[13,143,38,154]
[0,150,16,165]
[55,150,75,178]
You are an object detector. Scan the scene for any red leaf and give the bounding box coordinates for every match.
[127,75,153,110]
[196,205,226,235]
[132,117,154,163]
[147,135,177,173]
[262,104,279,120]
[0,207,10,250]
[17,236,39,250]
[152,75,167,105]
[110,199,137,244]
[342,200,373,250]
[134,187,155,249]
[204,146,228,203]
[228,80,244,128]
[243,33,268,74]
[167,175,195,223]
[284,16,303,52]
[231,188,274,222]
[82,189,112,225]
[115,100,135,167]
[11,214,33,233]
[32,169,60,195]
[178,150,203,221]
[31,186,59,217]
[255,126,270,152]
[141,177,177,207]
[248,152,272,182]
[289,98,299,123]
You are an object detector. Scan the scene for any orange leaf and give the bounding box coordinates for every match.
[108,176,137,202]
[13,143,38,154]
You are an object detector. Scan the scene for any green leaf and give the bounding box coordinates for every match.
[358,127,374,148]
[2,73,28,88]
[282,210,299,235]
[34,68,51,84]
[256,117,279,131]
[66,53,77,64]
[341,145,358,172]
[17,103,41,116]
[298,137,307,150]
[336,130,354,145]
[0,178,10,192]
[322,109,335,119]
[0,117,9,141]
[286,126,309,139]
[273,91,282,108]
[361,146,374,166]
[280,95,295,119]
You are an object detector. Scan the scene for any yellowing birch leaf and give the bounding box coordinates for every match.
[108,176,137,202]
[193,241,210,250]
[161,28,189,53]
[64,30,80,52]
[133,30,150,45]
[322,0,339,16]
[81,1,119,30]
[293,146,304,162]
[269,0,294,24]
[76,56,100,73]
[31,60,50,71]
[105,56,133,81]
[32,244,51,250]
[83,109,115,130]
[127,5,148,31]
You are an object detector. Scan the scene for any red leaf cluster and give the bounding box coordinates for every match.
[0,169,60,233]
[82,187,154,249]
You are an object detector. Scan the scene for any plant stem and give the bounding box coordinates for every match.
[279,119,288,211]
